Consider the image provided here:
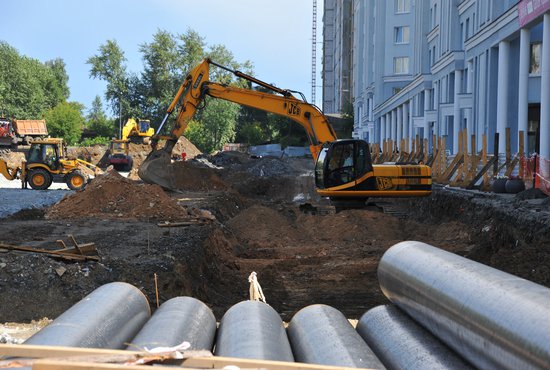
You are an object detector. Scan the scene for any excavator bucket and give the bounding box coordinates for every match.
[138,148,174,190]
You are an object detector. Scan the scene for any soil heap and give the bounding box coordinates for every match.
[46,170,190,221]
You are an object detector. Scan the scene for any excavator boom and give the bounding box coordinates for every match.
[139,59,432,200]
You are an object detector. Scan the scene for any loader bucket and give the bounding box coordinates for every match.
[138,149,173,190]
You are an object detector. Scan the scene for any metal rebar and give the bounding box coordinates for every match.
[24,282,150,349]
[214,300,294,362]
[287,304,385,369]
[127,296,216,351]
[357,305,473,370]
[378,241,550,370]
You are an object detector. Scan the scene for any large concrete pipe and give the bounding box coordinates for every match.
[378,241,550,370]
[287,304,385,369]
[25,282,150,349]
[214,300,294,362]
[357,305,473,370]
[127,296,216,351]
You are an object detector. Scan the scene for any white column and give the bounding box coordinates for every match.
[391,110,397,142]
[380,115,386,144]
[541,14,550,159]
[518,28,530,154]
[466,109,473,150]
[404,103,410,151]
[387,113,391,141]
[424,89,431,140]
[496,40,510,154]
[409,98,414,150]
[397,106,403,147]
[433,81,440,137]
[453,69,463,154]
[467,60,474,94]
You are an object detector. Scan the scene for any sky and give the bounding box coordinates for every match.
[2,0,324,115]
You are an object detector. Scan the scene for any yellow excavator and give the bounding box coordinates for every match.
[122,118,155,144]
[139,59,432,203]
[0,138,102,190]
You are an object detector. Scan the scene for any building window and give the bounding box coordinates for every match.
[530,42,542,74]
[393,87,403,95]
[396,0,410,13]
[394,26,410,44]
[394,57,409,74]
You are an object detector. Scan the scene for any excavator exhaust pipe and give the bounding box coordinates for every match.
[138,143,175,190]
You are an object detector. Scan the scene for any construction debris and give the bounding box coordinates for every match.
[0,236,99,262]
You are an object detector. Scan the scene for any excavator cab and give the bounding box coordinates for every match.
[27,142,60,171]
[315,140,374,190]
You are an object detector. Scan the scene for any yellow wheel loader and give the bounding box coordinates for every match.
[0,138,102,190]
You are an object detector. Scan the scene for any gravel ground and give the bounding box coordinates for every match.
[0,176,72,218]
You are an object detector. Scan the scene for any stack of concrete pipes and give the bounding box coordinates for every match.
[24,241,550,370]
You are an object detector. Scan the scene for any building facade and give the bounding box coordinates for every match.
[348,0,550,160]
[322,0,353,115]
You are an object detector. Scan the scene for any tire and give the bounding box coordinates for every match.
[492,178,507,193]
[505,179,526,194]
[66,171,87,191]
[28,168,52,190]
[124,157,133,171]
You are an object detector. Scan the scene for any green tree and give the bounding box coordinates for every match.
[185,99,239,152]
[44,102,85,144]
[0,42,69,119]
[86,96,115,138]
[139,30,182,123]
[87,40,129,119]
[45,58,70,104]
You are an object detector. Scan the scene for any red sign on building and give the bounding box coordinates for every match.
[518,0,550,27]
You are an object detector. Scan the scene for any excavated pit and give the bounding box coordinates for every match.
[0,150,549,323]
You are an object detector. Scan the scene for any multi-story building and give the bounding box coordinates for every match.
[349,0,550,161]
[322,0,353,115]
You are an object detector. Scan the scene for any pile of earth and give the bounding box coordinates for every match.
[45,170,192,221]
[67,145,106,165]
[0,151,25,168]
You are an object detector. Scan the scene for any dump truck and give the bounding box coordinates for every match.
[107,139,133,171]
[0,117,48,147]
[0,138,102,190]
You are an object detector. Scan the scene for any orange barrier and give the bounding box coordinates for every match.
[522,155,550,196]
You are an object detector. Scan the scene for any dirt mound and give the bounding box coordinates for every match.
[67,145,107,165]
[0,151,25,168]
[172,136,202,159]
[167,161,228,191]
[227,205,302,243]
[46,170,189,221]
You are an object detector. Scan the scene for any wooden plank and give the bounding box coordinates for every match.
[447,131,465,184]
[504,156,520,177]
[0,244,99,261]
[0,344,132,358]
[0,344,375,370]
[183,356,376,370]
[422,139,430,163]
[505,127,511,164]
[519,130,525,178]
[467,155,499,189]
[440,154,464,183]
[157,221,202,228]
[482,134,489,188]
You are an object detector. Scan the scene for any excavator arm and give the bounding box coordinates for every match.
[139,58,337,188]
[139,59,432,201]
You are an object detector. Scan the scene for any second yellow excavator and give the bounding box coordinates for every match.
[139,59,432,203]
